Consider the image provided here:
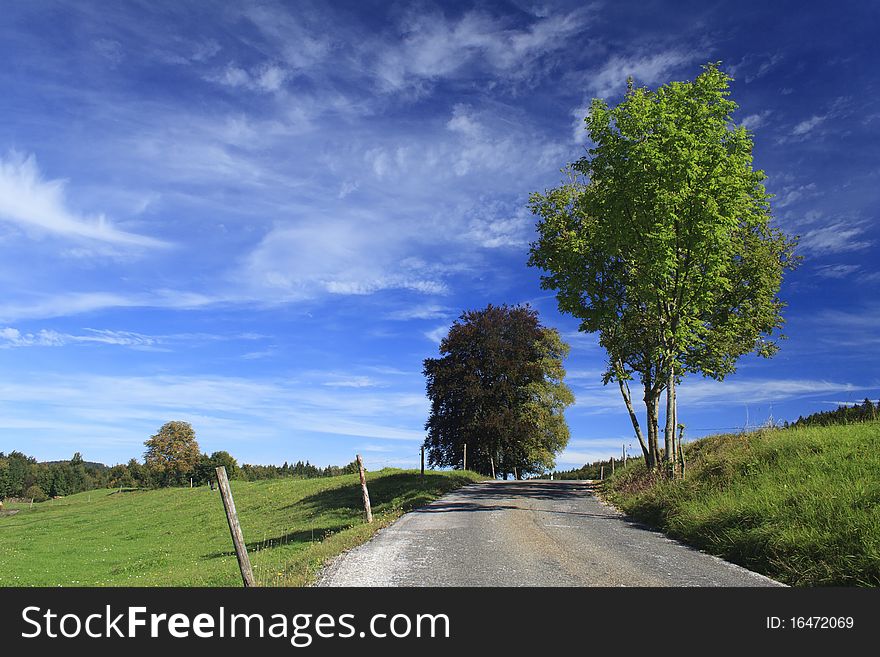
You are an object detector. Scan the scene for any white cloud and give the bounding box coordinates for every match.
[677,378,866,406]
[774,182,818,208]
[207,62,290,93]
[0,327,67,348]
[0,373,429,459]
[586,49,700,99]
[371,8,592,92]
[0,290,222,322]
[798,222,872,255]
[0,326,159,350]
[814,264,861,279]
[322,376,383,389]
[0,326,263,350]
[792,115,826,137]
[740,110,772,131]
[0,152,168,248]
[424,325,449,344]
[387,304,454,321]
[241,217,449,300]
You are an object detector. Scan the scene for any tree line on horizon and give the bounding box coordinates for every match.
[785,398,879,429]
[0,420,359,502]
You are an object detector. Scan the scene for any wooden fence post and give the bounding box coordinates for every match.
[215,466,256,587]
[356,454,373,523]
[463,443,467,471]
[611,458,615,475]
[600,465,604,480]
[420,446,425,477]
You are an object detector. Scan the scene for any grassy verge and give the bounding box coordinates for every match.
[0,468,482,587]
[604,422,880,586]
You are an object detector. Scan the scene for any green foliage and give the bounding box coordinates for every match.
[529,63,798,471]
[605,423,880,586]
[24,484,47,502]
[0,451,107,499]
[0,469,481,586]
[789,398,879,428]
[423,304,574,477]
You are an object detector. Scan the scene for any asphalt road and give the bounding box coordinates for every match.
[315,480,783,587]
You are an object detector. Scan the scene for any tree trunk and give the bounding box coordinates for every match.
[617,373,650,462]
[664,364,676,474]
[645,393,661,470]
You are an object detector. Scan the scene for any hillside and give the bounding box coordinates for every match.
[0,469,481,586]
[604,422,880,586]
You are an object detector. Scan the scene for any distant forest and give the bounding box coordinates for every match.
[551,399,880,481]
[786,398,879,428]
[0,450,360,502]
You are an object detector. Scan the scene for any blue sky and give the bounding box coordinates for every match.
[0,1,878,471]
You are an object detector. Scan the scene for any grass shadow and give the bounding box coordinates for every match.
[285,471,478,517]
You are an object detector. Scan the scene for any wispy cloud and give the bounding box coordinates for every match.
[206,62,290,93]
[797,222,872,255]
[0,290,223,322]
[739,110,772,131]
[0,326,264,350]
[0,151,169,248]
[586,49,701,100]
[774,182,818,208]
[370,7,593,93]
[424,325,449,344]
[791,115,826,137]
[0,372,429,462]
[678,378,867,406]
[387,304,454,321]
[814,263,861,279]
[240,216,450,300]
[322,376,384,389]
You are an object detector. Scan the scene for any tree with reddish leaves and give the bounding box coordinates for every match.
[423,304,573,479]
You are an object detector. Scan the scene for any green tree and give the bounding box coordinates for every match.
[423,304,574,478]
[209,451,239,479]
[24,483,47,503]
[529,63,797,474]
[144,421,201,487]
[0,455,9,499]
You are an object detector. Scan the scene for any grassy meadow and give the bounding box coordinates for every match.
[0,468,481,587]
[605,422,880,586]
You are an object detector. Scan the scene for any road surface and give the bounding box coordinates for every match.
[315,480,782,587]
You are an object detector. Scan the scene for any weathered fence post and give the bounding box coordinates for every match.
[215,466,256,587]
[356,454,373,523]
[420,446,425,477]
[463,443,467,471]
[611,458,615,475]
[623,444,627,468]
[600,465,604,480]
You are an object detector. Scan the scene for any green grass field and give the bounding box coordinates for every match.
[605,422,880,586]
[0,469,482,587]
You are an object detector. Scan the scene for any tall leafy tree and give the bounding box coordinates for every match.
[423,304,574,478]
[529,63,798,474]
[144,420,201,486]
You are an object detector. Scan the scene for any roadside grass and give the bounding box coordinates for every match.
[604,422,880,586]
[0,469,482,587]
